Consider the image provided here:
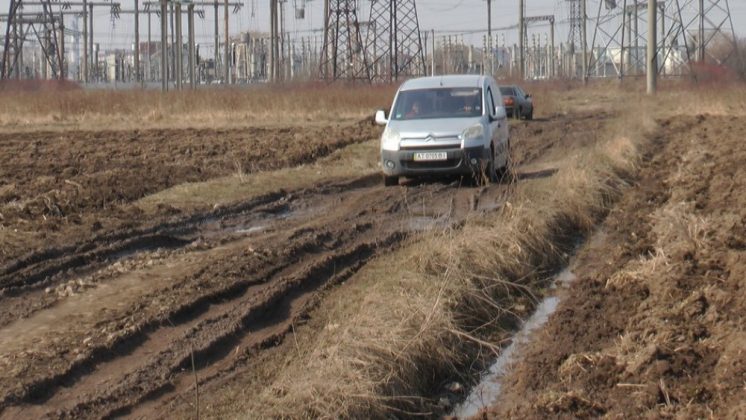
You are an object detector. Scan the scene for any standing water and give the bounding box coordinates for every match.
[452,267,577,418]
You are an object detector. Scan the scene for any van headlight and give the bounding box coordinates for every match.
[381,127,400,151]
[460,124,484,141]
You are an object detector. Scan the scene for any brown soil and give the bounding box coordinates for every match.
[0,121,379,265]
[0,111,601,419]
[482,114,746,418]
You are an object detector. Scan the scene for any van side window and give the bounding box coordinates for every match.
[486,88,496,116]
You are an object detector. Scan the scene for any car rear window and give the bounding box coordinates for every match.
[499,87,515,96]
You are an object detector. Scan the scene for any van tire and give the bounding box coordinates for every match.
[384,175,399,187]
[497,140,513,183]
[488,145,498,183]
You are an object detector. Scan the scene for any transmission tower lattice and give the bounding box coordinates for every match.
[584,0,739,79]
[566,0,583,51]
[319,0,369,81]
[2,0,64,79]
[364,0,425,82]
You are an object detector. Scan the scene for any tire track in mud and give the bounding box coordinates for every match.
[0,176,382,329]
[68,233,404,420]
[0,173,511,419]
[0,112,603,419]
[0,121,381,264]
[0,175,377,294]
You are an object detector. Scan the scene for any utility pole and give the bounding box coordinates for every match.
[550,18,555,78]
[147,10,151,81]
[224,0,229,83]
[160,0,167,90]
[647,0,657,94]
[175,1,182,89]
[392,0,399,80]
[135,0,140,83]
[660,2,666,76]
[431,28,435,76]
[59,13,65,79]
[698,0,705,62]
[633,2,639,74]
[42,29,48,79]
[271,0,276,80]
[14,12,22,78]
[213,0,219,80]
[83,0,88,82]
[321,0,328,79]
[89,3,93,81]
[518,0,524,79]
[581,0,587,83]
[626,10,632,74]
[188,3,195,88]
[619,0,627,82]
[487,0,492,75]
[276,0,287,80]
[169,1,174,81]
[120,6,163,83]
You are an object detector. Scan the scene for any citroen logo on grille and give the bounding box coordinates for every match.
[425,135,435,143]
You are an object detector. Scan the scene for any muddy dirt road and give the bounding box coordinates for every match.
[0,111,608,418]
[484,113,746,418]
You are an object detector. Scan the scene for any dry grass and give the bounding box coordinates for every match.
[135,140,380,213]
[3,77,744,131]
[0,83,398,130]
[229,94,654,418]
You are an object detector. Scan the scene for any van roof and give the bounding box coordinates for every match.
[398,75,486,91]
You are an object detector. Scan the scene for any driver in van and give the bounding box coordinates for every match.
[406,100,422,118]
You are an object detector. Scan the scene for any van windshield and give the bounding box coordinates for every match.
[391,88,483,120]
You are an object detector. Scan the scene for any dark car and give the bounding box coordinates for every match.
[499,85,534,120]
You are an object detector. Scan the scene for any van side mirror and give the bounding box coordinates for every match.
[494,106,507,120]
[375,110,388,125]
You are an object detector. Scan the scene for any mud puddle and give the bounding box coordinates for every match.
[453,267,577,418]
[406,215,450,232]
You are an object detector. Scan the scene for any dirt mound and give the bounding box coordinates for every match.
[484,114,746,418]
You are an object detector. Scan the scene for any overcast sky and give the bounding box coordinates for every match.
[3,0,745,53]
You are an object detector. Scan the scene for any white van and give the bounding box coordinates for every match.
[375,75,511,186]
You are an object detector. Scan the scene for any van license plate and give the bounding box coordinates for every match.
[413,152,447,161]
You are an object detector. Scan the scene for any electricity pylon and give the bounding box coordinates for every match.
[319,0,369,81]
[364,0,425,82]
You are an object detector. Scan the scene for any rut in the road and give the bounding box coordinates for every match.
[0,177,376,329]
[0,173,508,419]
[0,112,593,418]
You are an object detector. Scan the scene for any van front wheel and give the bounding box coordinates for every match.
[384,175,399,187]
[488,145,498,183]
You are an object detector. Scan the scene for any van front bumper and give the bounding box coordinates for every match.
[381,146,490,177]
